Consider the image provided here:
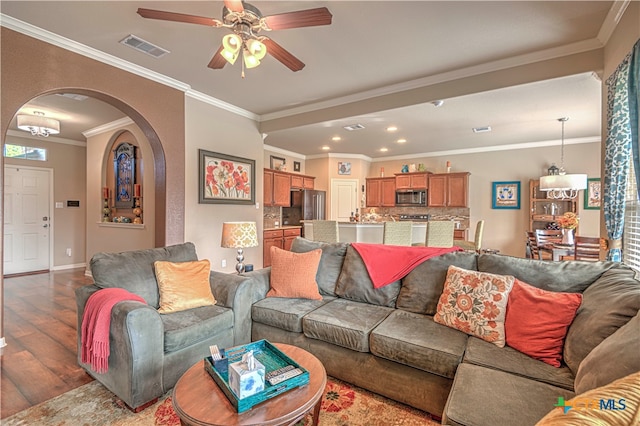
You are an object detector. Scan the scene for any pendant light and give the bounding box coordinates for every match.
[539,117,587,199]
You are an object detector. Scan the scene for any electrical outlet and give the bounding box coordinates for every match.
[66,248,72,257]
[221,259,227,268]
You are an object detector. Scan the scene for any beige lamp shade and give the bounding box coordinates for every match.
[221,222,259,248]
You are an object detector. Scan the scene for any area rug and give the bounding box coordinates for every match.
[3,378,441,425]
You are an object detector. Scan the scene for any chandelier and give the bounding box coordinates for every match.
[539,117,587,199]
[17,111,60,137]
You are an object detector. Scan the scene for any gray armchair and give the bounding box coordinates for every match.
[75,242,255,411]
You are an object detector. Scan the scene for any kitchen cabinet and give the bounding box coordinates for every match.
[263,169,291,207]
[529,179,577,232]
[366,177,396,207]
[395,172,429,189]
[263,227,301,267]
[428,172,469,207]
[290,174,315,190]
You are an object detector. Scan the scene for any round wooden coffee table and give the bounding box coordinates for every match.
[172,343,327,426]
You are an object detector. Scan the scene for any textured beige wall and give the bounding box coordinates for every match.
[86,123,155,265]
[184,96,264,272]
[371,142,602,257]
[4,134,87,268]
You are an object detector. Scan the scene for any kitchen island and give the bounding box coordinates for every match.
[303,221,431,245]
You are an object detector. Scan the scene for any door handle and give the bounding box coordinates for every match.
[43,224,49,228]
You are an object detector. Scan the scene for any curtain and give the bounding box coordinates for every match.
[604,54,632,261]
[629,40,640,198]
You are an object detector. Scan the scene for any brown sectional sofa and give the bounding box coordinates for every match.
[245,237,640,425]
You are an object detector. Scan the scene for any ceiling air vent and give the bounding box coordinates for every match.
[472,126,492,133]
[343,124,365,131]
[120,35,169,59]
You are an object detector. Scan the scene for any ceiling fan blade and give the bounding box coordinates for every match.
[208,45,227,69]
[224,0,244,13]
[263,7,332,30]
[137,8,222,27]
[262,38,305,72]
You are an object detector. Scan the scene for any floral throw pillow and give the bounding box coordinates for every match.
[434,265,515,347]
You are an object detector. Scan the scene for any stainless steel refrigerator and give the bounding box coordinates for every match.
[282,190,326,230]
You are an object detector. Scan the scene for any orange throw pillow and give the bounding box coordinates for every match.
[267,246,322,300]
[505,279,582,367]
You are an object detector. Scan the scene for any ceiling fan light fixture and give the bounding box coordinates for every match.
[221,33,242,64]
[243,50,261,68]
[246,38,267,60]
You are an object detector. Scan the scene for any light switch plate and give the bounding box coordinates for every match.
[55,202,64,209]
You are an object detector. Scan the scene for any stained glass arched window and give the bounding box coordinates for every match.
[114,142,136,208]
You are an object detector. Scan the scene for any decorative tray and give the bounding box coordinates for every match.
[204,339,309,413]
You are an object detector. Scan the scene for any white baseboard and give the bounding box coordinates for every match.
[51,263,87,271]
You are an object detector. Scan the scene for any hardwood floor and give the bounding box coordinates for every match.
[1,269,95,419]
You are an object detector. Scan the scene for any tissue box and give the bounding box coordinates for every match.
[228,358,265,399]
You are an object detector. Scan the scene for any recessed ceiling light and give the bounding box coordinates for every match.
[332,136,341,141]
[396,138,407,144]
[472,126,492,133]
[343,124,365,131]
[380,147,389,152]
[322,146,330,150]
[386,126,398,132]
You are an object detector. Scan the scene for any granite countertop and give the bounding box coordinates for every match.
[263,225,302,231]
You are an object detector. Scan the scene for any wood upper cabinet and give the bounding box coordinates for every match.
[263,169,291,207]
[290,174,315,190]
[366,177,396,207]
[395,172,429,189]
[428,172,470,207]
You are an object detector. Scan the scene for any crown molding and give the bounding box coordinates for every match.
[370,136,601,162]
[597,0,631,45]
[6,129,86,146]
[263,144,306,160]
[305,152,373,162]
[186,91,258,121]
[82,117,135,138]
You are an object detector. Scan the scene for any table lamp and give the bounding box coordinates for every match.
[221,222,259,274]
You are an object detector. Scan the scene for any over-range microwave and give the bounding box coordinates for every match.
[395,189,427,207]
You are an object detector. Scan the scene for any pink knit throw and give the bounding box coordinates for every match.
[81,288,145,374]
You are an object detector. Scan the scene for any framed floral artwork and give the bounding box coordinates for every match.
[584,178,601,210]
[199,150,255,204]
[492,181,520,209]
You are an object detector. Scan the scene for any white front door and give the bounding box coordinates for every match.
[330,179,358,222]
[4,166,51,275]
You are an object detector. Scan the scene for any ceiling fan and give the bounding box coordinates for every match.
[137,1,332,73]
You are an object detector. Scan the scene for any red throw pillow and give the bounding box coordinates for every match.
[505,279,582,367]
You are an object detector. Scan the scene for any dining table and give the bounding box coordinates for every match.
[541,243,575,261]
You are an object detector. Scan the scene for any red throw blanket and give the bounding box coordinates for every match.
[81,288,145,374]
[351,243,461,288]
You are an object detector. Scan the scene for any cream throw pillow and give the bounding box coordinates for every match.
[155,259,216,313]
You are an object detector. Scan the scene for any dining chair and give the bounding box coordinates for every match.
[456,220,484,253]
[311,220,339,243]
[425,221,455,248]
[574,236,601,261]
[525,231,538,259]
[383,221,413,246]
[535,229,563,260]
